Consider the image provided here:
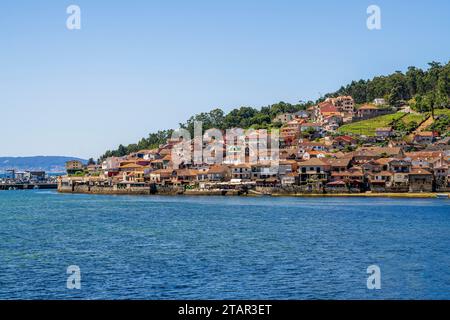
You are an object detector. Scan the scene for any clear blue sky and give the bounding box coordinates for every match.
[1,0,449,159]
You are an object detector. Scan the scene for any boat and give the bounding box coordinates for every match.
[436,194,449,199]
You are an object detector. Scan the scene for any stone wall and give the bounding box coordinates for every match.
[256,185,324,195]
[58,184,183,195]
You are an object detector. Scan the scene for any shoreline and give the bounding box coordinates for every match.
[274,192,447,198]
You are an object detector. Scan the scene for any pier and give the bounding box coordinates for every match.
[0,169,58,191]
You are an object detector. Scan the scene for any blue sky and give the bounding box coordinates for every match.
[0,0,449,159]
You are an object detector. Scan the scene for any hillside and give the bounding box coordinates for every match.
[338,113,407,136]
[0,156,86,173]
[100,60,450,160]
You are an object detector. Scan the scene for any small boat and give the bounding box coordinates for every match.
[33,185,40,190]
[436,194,449,199]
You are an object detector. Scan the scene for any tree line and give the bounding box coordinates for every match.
[325,61,450,111]
[99,101,314,161]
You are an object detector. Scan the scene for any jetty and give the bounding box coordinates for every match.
[0,169,58,191]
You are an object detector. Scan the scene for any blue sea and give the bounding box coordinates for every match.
[0,190,449,300]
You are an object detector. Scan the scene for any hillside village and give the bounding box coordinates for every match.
[61,95,450,195]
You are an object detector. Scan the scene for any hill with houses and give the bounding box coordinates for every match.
[100,61,450,160]
[58,61,450,195]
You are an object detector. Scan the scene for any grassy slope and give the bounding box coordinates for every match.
[435,109,450,117]
[401,113,427,125]
[338,112,406,136]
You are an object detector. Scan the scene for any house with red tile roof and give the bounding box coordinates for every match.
[409,168,433,192]
[413,131,438,144]
[297,158,331,185]
[376,127,394,138]
[315,102,341,123]
[325,96,355,115]
[330,135,358,150]
[355,104,391,120]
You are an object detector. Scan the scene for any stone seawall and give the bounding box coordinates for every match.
[58,184,448,198]
[184,189,241,196]
[59,184,246,196]
[58,184,182,195]
[255,186,361,195]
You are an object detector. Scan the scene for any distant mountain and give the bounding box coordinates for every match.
[0,156,87,173]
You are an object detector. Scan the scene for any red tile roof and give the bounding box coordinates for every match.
[319,103,339,113]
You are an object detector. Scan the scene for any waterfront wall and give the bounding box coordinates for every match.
[58,183,449,197]
[254,185,363,195]
[59,184,246,196]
